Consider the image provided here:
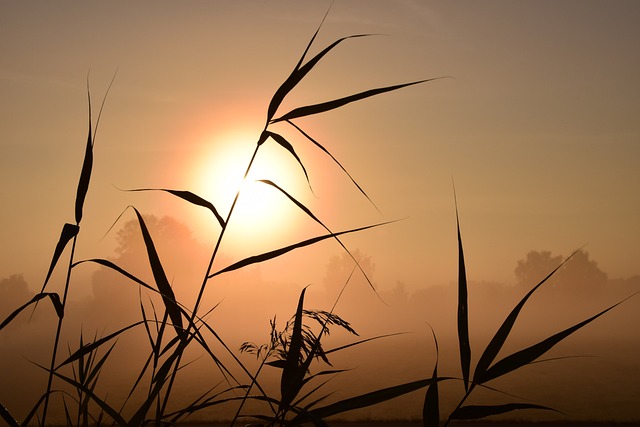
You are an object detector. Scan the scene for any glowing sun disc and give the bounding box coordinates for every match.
[192,130,307,253]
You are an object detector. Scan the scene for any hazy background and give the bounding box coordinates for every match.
[1,0,639,424]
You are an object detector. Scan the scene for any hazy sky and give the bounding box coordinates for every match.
[2,1,639,291]
[2,2,640,424]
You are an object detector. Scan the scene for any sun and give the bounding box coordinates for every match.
[191,129,309,254]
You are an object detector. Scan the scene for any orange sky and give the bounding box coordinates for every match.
[2,2,640,424]
[1,1,639,292]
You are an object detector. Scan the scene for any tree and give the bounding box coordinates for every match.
[515,249,607,294]
[515,250,563,287]
[0,274,34,326]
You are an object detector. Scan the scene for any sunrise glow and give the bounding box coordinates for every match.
[192,129,309,252]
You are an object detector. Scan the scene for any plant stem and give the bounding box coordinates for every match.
[158,140,263,419]
[41,233,79,427]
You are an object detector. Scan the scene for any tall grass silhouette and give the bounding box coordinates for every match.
[1,10,637,427]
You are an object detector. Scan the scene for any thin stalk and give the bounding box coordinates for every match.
[41,234,79,426]
[158,141,263,418]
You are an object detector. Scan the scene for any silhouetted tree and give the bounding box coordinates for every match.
[0,274,34,326]
[515,249,607,294]
[322,249,375,295]
[89,215,209,325]
[515,250,563,287]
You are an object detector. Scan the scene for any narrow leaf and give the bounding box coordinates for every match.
[209,220,397,278]
[132,208,183,335]
[267,33,372,122]
[481,292,639,383]
[258,179,381,297]
[41,223,79,292]
[122,188,225,228]
[0,402,19,427]
[37,364,127,427]
[454,190,471,392]
[281,287,308,407]
[423,325,440,427]
[72,258,155,293]
[324,332,406,355]
[271,78,441,123]
[1,293,63,330]
[56,321,145,369]
[75,84,93,224]
[306,378,446,420]
[287,120,380,213]
[473,249,585,383]
[263,132,311,190]
[451,403,556,420]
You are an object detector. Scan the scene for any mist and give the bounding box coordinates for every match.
[2,215,639,424]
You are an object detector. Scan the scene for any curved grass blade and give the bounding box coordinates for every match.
[56,321,145,369]
[451,403,557,420]
[75,72,116,224]
[423,325,439,427]
[271,78,441,123]
[280,287,308,408]
[303,378,446,421]
[121,188,225,228]
[263,132,311,191]
[287,120,380,214]
[0,402,19,427]
[40,223,79,292]
[454,189,471,392]
[324,332,406,355]
[267,33,372,122]
[132,207,183,335]
[75,83,93,225]
[257,179,380,297]
[481,291,640,384]
[1,292,63,330]
[265,5,367,122]
[473,249,582,384]
[72,258,155,293]
[208,219,396,278]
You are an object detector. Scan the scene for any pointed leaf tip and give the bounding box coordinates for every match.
[41,223,80,292]
[75,108,93,225]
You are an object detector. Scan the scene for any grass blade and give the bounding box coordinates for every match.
[0,402,19,427]
[304,378,445,421]
[72,258,155,293]
[287,120,380,213]
[481,291,639,383]
[451,403,557,420]
[0,292,63,330]
[75,83,93,225]
[271,78,441,123]
[40,223,79,292]
[209,219,397,278]
[36,364,127,427]
[473,249,582,384]
[324,332,406,355]
[56,321,145,369]
[280,287,308,408]
[264,5,357,122]
[256,179,381,297]
[423,325,440,427]
[132,208,183,335]
[263,132,311,191]
[267,34,372,122]
[121,188,225,228]
[454,190,471,392]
